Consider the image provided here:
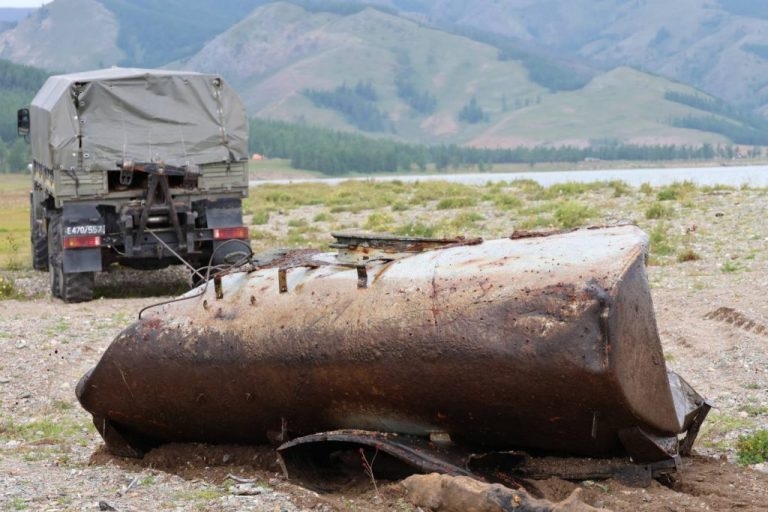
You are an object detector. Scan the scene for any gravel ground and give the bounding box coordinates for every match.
[1,186,768,511]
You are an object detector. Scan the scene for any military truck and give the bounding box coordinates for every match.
[18,68,250,302]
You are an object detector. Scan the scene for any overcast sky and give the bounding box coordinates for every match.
[0,1,48,7]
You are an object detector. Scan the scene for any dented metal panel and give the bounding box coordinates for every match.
[76,225,708,463]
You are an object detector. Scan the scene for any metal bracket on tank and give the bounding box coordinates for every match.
[330,232,482,265]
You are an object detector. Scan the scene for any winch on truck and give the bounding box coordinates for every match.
[17,68,250,302]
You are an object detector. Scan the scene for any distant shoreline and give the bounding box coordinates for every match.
[250,160,768,187]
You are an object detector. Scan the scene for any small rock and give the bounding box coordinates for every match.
[232,483,271,496]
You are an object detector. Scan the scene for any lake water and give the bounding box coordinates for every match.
[251,164,768,188]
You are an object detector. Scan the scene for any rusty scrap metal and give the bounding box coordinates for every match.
[277,429,477,492]
[77,225,709,472]
[330,232,482,264]
[276,429,678,490]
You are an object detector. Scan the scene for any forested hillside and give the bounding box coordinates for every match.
[0,59,47,172]
[249,118,751,175]
[96,0,262,67]
[179,3,746,148]
[360,0,768,113]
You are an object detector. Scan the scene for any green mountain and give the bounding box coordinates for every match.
[2,0,767,148]
[175,3,732,147]
[367,0,768,113]
[0,0,123,72]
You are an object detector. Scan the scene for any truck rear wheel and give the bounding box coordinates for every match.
[48,212,95,303]
[30,193,48,271]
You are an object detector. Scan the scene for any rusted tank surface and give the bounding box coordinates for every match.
[76,225,708,464]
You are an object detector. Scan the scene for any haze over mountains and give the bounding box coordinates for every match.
[1,0,767,148]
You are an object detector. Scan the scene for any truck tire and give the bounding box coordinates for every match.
[30,197,48,271]
[48,212,95,303]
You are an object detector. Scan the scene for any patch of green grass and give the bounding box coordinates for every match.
[0,275,18,300]
[515,215,551,230]
[519,200,559,216]
[324,181,406,211]
[284,224,324,247]
[649,222,675,258]
[701,184,736,193]
[449,211,484,231]
[436,196,477,209]
[395,222,437,238]
[56,495,73,507]
[249,228,276,241]
[553,201,596,228]
[656,180,697,201]
[656,188,677,201]
[608,180,631,197]
[488,193,522,210]
[364,212,395,232]
[0,415,93,458]
[741,405,768,417]
[250,209,270,225]
[408,182,470,205]
[110,311,131,325]
[1,418,66,441]
[52,400,73,412]
[510,179,544,196]
[1,234,25,271]
[176,487,227,504]
[9,497,27,510]
[645,202,673,219]
[699,411,754,450]
[287,218,309,228]
[721,259,741,273]
[540,181,599,199]
[313,212,334,222]
[45,318,71,336]
[247,183,331,211]
[736,429,768,465]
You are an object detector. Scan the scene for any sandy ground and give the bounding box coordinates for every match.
[2,188,768,511]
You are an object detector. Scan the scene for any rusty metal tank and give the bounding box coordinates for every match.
[76,225,708,464]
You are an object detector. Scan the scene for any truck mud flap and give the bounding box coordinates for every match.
[61,203,103,273]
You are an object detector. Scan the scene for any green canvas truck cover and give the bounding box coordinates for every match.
[30,67,248,172]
